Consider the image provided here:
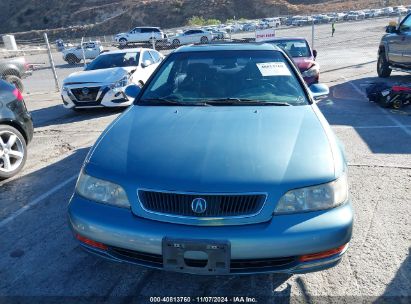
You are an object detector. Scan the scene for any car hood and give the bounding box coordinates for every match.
[292,57,316,72]
[86,105,341,195]
[63,67,135,84]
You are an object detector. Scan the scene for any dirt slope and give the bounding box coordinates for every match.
[1,0,408,38]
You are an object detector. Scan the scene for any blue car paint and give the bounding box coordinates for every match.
[69,195,352,264]
[68,44,353,274]
[84,104,343,227]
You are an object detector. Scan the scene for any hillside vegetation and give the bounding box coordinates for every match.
[1,0,409,39]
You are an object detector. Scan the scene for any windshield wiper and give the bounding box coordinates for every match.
[202,98,292,106]
[139,98,210,106]
[139,98,292,106]
[139,98,182,105]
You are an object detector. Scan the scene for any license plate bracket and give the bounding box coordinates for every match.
[162,238,231,275]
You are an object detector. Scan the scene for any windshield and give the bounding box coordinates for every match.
[269,40,311,58]
[138,50,308,105]
[85,52,140,71]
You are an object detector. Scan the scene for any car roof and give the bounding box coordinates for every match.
[265,37,308,42]
[133,26,161,29]
[174,43,282,53]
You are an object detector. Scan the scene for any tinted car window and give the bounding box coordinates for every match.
[400,15,411,32]
[85,52,140,70]
[82,42,95,48]
[269,40,311,58]
[142,51,154,64]
[141,28,160,33]
[139,50,308,105]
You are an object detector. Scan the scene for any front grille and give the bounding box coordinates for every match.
[138,190,266,217]
[230,257,297,272]
[110,247,163,268]
[109,246,296,272]
[71,86,100,102]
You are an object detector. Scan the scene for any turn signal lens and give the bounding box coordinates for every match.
[75,234,108,251]
[299,244,348,262]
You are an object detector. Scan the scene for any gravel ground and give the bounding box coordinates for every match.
[0,16,410,304]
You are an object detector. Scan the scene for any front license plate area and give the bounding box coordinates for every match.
[162,238,231,275]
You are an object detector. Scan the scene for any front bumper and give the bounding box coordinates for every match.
[61,86,131,109]
[68,194,353,275]
[303,75,319,86]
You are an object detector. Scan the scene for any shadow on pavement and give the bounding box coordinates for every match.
[0,148,89,221]
[31,104,124,128]
[376,248,411,303]
[101,268,292,301]
[319,77,411,154]
[55,63,86,69]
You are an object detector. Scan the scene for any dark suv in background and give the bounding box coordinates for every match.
[378,13,411,77]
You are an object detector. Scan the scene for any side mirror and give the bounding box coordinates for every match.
[309,83,329,102]
[386,25,397,33]
[124,84,141,98]
[313,49,318,59]
[141,60,152,68]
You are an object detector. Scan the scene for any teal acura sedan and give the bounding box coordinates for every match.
[68,44,353,275]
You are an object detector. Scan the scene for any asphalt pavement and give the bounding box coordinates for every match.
[0,16,410,304]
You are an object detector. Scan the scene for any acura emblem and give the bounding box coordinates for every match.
[191,198,207,214]
[82,87,90,95]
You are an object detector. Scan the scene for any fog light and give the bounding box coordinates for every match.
[75,233,108,251]
[299,243,348,262]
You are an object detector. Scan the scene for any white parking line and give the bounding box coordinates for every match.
[345,78,411,137]
[0,175,77,229]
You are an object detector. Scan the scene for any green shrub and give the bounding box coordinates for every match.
[187,16,221,26]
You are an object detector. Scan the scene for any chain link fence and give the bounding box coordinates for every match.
[0,34,58,94]
[0,10,408,95]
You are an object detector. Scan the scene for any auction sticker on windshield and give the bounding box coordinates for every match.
[256,62,292,76]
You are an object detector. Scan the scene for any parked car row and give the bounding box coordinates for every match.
[106,5,410,51]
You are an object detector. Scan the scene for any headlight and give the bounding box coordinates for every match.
[76,171,130,208]
[62,86,68,92]
[274,173,348,214]
[302,64,320,78]
[110,76,129,89]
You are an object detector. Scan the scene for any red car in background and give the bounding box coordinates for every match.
[267,37,319,85]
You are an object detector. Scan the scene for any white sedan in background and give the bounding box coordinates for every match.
[61,48,163,110]
[168,29,213,47]
[62,41,103,65]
